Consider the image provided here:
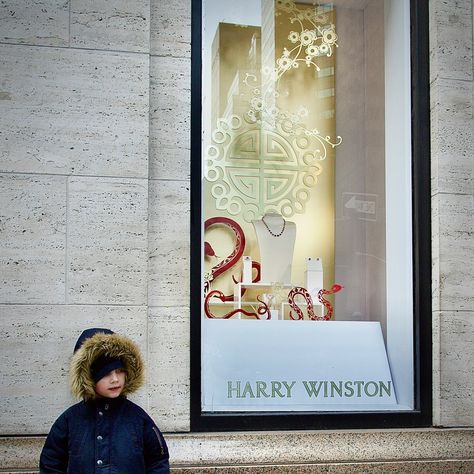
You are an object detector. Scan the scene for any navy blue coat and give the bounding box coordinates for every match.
[40,397,170,473]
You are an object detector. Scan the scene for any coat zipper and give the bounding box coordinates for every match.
[152,426,165,455]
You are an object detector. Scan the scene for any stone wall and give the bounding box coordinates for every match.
[430,0,474,426]
[0,0,191,434]
[0,0,473,442]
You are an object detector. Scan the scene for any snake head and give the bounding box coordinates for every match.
[332,284,343,293]
[207,290,226,302]
[204,241,217,257]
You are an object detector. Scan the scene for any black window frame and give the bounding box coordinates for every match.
[190,0,431,431]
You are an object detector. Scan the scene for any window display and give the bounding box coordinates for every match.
[199,0,416,415]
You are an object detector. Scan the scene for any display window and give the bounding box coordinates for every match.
[191,0,431,430]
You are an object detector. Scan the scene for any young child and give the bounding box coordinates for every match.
[40,328,170,473]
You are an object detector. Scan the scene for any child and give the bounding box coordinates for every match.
[40,328,170,473]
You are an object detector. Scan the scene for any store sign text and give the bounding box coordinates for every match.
[227,380,392,399]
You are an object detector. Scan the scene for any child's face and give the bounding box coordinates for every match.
[94,368,126,398]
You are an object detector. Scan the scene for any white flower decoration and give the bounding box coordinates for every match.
[306,45,319,57]
[250,97,263,111]
[288,31,299,43]
[300,29,315,46]
[277,56,294,70]
[315,13,328,23]
[319,43,329,55]
[297,106,309,118]
[322,28,338,45]
[277,0,294,12]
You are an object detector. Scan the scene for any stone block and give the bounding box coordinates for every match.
[150,0,191,58]
[0,174,66,304]
[150,56,191,180]
[148,306,190,432]
[0,44,149,177]
[0,0,69,46]
[432,193,474,312]
[433,311,474,426]
[71,0,150,52]
[168,460,474,473]
[148,180,190,307]
[431,78,473,195]
[431,194,441,312]
[0,305,147,434]
[165,430,474,466]
[429,0,473,82]
[68,177,148,305]
[2,429,474,470]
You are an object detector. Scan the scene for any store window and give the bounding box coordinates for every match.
[191,0,431,430]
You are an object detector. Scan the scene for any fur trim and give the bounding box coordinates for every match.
[70,332,144,400]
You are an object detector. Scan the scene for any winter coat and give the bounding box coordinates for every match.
[39,329,170,474]
[40,397,169,473]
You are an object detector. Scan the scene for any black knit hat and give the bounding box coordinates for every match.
[74,328,124,383]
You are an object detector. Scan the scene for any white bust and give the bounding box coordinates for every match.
[252,212,296,284]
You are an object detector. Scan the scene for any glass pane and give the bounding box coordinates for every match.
[201,0,413,412]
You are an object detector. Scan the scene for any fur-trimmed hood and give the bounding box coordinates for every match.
[70,330,144,400]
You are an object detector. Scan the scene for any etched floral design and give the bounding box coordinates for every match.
[288,31,299,43]
[204,0,342,220]
[306,44,319,57]
[322,27,338,45]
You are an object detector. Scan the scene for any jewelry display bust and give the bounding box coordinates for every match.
[252,213,296,284]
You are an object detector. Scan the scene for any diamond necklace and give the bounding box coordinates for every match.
[261,215,286,237]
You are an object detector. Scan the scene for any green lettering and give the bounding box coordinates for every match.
[364,381,378,397]
[379,381,392,397]
[227,381,241,398]
[302,381,324,398]
[271,381,284,398]
[241,382,255,398]
[354,381,364,397]
[344,381,354,397]
[256,381,270,398]
[282,381,296,398]
[330,381,343,397]
[323,381,328,397]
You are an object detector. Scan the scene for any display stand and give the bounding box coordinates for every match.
[252,213,296,284]
[203,319,400,412]
[234,282,294,320]
[234,282,324,320]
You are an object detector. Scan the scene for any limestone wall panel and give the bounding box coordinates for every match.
[433,311,474,426]
[148,179,190,307]
[435,193,474,311]
[0,174,66,304]
[0,44,149,178]
[429,0,473,82]
[148,306,190,432]
[67,177,148,305]
[150,0,191,58]
[70,0,150,52]
[150,56,191,180]
[0,0,69,46]
[0,304,147,434]
[431,78,473,196]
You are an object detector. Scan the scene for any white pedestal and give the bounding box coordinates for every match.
[202,320,400,412]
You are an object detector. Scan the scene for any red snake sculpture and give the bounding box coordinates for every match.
[288,284,343,321]
[204,290,271,320]
[204,217,260,301]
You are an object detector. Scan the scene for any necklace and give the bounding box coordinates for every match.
[261,215,286,237]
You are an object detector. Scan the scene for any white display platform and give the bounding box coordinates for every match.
[233,282,324,319]
[202,320,399,412]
